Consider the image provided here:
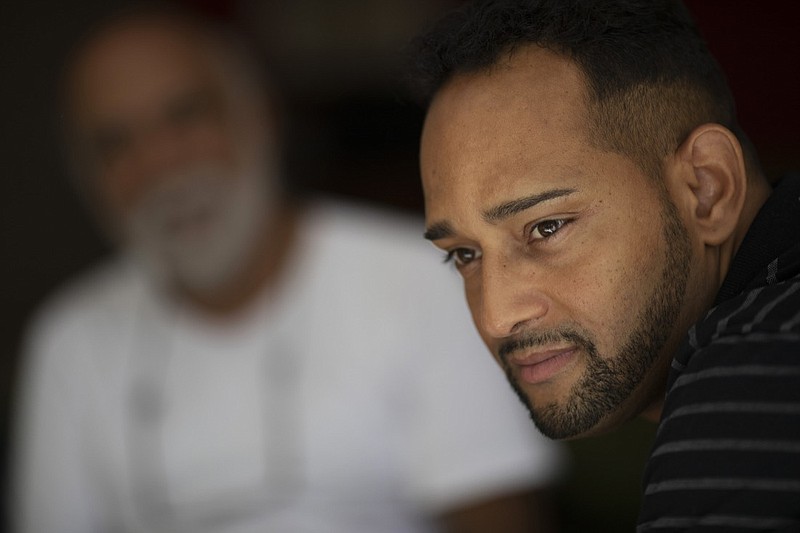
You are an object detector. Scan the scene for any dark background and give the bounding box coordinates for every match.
[2,1,798,530]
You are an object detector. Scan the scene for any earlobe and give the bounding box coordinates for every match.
[674,124,747,246]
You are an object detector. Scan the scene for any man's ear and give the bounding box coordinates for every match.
[669,123,747,246]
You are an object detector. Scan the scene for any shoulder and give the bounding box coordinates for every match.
[678,272,800,371]
[296,198,484,360]
[666,272,800,413]
[22,256,147,362]
[305,198,432,256]
[301,199,460,295]
[641,274,800,528]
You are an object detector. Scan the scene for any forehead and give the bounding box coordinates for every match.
[420,46,593,217]
[68,20,220,127]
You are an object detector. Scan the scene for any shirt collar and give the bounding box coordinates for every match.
[714,173,800,305]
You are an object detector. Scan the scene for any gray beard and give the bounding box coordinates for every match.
[125,162,272,296]
[498,197,691,439]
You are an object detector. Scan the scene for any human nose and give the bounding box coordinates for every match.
[129,123,187,179]
[474,254,549,339]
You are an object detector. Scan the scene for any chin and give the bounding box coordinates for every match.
[516,375,648,441]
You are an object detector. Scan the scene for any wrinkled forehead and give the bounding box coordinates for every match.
[66,19,223,130]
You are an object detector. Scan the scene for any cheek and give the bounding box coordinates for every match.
[463,280,482,330]
[462,278,498,351]
[92,168,142,222]
[560,225,665,338]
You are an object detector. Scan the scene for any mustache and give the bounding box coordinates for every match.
[497,325,596,361]
[137,166,225,215]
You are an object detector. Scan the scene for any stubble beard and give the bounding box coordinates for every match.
[499,198,692,439]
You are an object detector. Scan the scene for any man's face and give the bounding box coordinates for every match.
[421,47,693,439]
[68,21,275,292]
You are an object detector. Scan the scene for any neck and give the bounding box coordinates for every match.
[718,174,773,285]
[639,401,663,423]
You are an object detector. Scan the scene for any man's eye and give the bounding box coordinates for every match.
[444,247,482,267]
[529,219,567,241]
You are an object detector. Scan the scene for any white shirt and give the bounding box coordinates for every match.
[13,200,562,533]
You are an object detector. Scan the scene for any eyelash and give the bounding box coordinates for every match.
[442,218,571,267]
[443,248,478,266]
[527,218,570,241]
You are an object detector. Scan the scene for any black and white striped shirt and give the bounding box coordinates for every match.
[638,174,800,532]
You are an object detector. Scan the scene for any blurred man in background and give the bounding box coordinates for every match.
[11,4,562,532]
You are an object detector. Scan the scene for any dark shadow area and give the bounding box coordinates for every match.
[2,1,797,530]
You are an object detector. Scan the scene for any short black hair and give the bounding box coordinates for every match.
[411,0,758,180]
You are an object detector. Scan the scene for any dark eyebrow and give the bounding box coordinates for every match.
[423,221,455,241]
[482,188,577,223]
[424,187,577,241]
